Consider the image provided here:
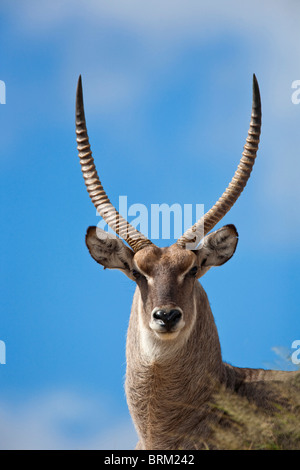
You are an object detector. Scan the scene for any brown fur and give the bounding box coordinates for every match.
[125,281,298,450]
[85,227,299,450]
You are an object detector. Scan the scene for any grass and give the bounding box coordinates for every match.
[206,373,300,450]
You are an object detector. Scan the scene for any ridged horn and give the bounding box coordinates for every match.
[75,75,153,252]
[177,74,262,248]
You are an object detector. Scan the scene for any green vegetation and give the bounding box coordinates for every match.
[207,373,300,450]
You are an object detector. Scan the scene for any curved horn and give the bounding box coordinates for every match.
[177,74,261,248]
[75,75,153,252]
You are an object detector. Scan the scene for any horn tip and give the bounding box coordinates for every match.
[252,73,261,108]
[76,75,83,100]
[76,75,84,116]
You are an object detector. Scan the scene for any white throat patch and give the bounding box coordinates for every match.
[137,296,197,363]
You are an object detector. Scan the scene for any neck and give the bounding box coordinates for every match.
[125,282,225,450]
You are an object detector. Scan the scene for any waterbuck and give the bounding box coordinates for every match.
[75,75,299,450]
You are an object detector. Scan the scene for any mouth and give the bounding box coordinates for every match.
[153,329,181,340]
[149,320,185,339]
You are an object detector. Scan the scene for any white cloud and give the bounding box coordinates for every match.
[83,421,138,451]
[0,390,137,450]
[4,0,300,245]
[263,346,300,372]
[12,0,300,126]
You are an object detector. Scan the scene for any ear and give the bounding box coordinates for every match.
[195,224,238,277]
[85,226,135,280]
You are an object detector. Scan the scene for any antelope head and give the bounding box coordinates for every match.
[76,75,261,345]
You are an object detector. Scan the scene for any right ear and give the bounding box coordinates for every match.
[85,226,135,280]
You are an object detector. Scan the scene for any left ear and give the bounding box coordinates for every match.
[195,224,238,277]
[85,226,135,280]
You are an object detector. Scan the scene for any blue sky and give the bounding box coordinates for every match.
[0,0,299,449]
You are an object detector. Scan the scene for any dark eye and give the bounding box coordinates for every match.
[132,269,144,280]
[188,266,198,277]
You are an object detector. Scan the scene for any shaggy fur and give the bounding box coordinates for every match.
[125,283,298,450]
[86,226,299,450]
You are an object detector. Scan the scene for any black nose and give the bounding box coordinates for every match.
[153,309,182,330]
